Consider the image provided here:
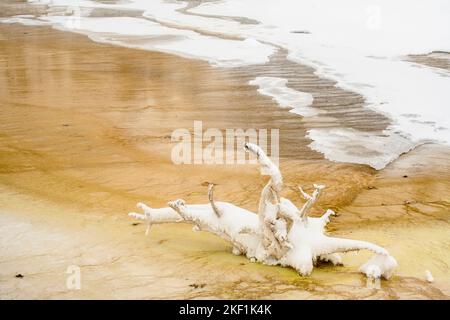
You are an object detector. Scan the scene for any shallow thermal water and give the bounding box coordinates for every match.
[2,0,450,169]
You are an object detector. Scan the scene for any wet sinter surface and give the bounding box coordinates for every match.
[0,22,449,299]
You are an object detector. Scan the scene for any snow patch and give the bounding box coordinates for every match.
[307,128,418,170]
[249,77,317,117]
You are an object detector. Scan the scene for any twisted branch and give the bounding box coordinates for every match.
[208,183,222,217]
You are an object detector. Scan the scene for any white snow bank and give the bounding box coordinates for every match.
[45,15,275,67]
[194,0,450,56]
[0,16,51,26]
[2,3,275,67]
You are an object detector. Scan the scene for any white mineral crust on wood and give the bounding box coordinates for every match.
[129,143,397,279]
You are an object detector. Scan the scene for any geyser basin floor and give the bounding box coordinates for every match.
[0,24,449,299]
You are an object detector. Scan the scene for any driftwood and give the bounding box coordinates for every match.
[129,143,397,279]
